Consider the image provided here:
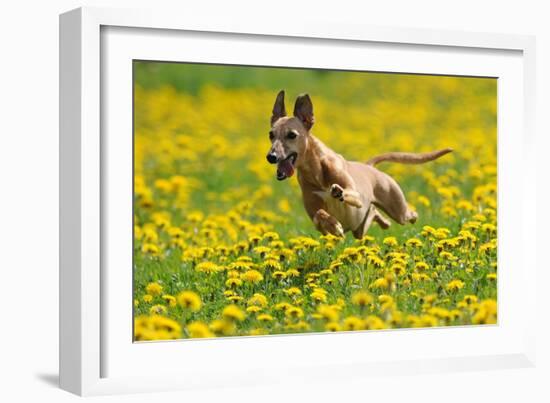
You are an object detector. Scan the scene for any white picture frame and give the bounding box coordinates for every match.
[59,6,537,396]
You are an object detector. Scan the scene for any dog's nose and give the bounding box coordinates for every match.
[266,152,278,164]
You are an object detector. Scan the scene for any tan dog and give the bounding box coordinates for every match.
[266,90,452,239]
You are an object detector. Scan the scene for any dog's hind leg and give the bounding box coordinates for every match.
[374,210,391,229]
[373,172,417,225]
[352,206,390,239]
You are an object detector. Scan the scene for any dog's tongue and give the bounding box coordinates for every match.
[277,159,295,178]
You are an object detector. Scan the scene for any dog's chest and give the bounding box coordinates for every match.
[314,191,367,232]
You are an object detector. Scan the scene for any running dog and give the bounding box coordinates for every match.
[266,90,452,239]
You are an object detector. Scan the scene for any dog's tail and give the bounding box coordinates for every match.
[366,148,453,166]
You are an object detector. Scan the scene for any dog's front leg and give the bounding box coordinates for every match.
[312,209,345,237]
[330,184,362,208]
[320,158,363,208]
[301,188,345,237]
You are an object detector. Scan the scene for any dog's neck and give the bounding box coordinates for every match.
[297,134,328,189]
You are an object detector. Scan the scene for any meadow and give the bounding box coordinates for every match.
[133,62,497,341]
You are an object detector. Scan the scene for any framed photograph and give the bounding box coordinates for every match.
[60,7,537,396]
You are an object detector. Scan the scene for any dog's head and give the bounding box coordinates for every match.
[266,90,315,181]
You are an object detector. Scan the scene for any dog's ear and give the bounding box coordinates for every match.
[293,94,314,130]
[271,90,287,126]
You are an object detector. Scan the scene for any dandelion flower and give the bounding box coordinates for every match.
[222,304,246,321]
[285,306,304,319]
[364,315,386,330]
[325,322,341,332]
[263,232,279,241]
[405,238,423,248]
[257,314,274,322]
[445,279,465,292]
[351,291,373,307]
[149,304,167,315]
[274,302,292,312]
[161,295,177,307]
[472,299,497,324]
[134,315,181,341]
[248,293,268,307]
[241,270,264,283]
[195,261,221,274]
[146,282,163,296]
[343,316,365,331]
[272,271,287,280]
[316,305,339,322]
[142,243,160,256]
[187,322,215,339]
[283,287,302,297]
[310,289,328,303]
[369,277,389,290]
[415,262,429,271]
[209,319,236,336]
[383,237,398,247]
[177,291,202,312]
[225,278,243,288]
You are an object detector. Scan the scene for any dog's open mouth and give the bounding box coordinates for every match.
[276,152,297,181]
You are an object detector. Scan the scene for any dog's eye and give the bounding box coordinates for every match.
[269,131,274,140]
[287,131,297,139]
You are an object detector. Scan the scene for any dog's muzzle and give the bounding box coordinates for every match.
[275,152,297,181]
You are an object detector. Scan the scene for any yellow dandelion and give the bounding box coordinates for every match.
[472,299,497,324]
[343,316,365,331]
[177,291,202,312]
[325,322,341,332]
[369,277,389,290]
[209,319,236,336]
[364,315,386,330]
[383,237,398,247]
[405,238,423,248]
[145,282,163,296]
[257,313,274,322]
[222,304,246,321]
[149,304,167,315]
[247,293,268,307]
[195,261,221,274]
[187,321,215,338]
[316,305,340,322]
[161,295,177,307]
[310,289,328,303]
[241,269,264,283]
[225,277,243,288]
[285,306,304,319]
[351,291,373,307]
[142,243,160,256]
[445,279,465,292]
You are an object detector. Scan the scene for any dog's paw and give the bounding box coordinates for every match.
[325,219,345,237]
[407,210,418,224]
[375,214,391,229]
[330,184,344,201]
[346,196,363,208]
[314,210,345,237]
[331,184,363,208]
